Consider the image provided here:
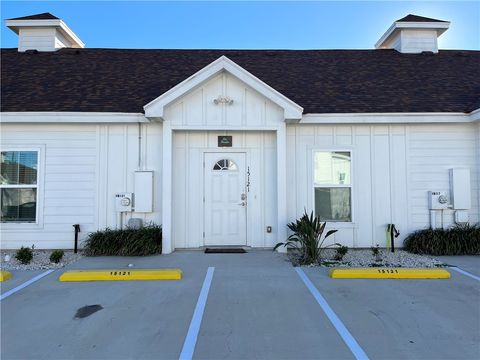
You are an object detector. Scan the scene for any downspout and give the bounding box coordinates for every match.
[138,122,142,170]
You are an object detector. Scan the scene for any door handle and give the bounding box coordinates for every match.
[238,202,246,207]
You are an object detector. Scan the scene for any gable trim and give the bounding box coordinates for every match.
[143,56,303,121]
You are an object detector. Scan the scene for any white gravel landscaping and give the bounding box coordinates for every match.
[291,249,445,268]
[0,250,83,271]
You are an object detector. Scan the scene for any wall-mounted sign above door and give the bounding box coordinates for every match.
[218,136,233,147]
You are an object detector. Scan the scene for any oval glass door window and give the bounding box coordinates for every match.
[213,159,238,171]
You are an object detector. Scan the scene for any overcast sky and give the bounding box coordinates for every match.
[1,1,479,50]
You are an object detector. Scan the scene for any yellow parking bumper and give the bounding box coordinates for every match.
[59,269,182,282]
[329,267,450,279]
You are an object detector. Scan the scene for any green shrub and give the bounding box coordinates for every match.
[404,223,480,255]
[84,224,162,256]
[274,210,338,265]
[334,245,348,261]
[50,250,64,263]
[15,246,33,264]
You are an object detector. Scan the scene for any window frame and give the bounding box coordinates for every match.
[312,149,354,224]
[0,146,44,228]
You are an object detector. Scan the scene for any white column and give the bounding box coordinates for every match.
[276,124,288,253]
[162,123,173,254]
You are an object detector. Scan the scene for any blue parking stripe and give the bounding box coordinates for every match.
[451,267,480,282]
[179,267,215,360]
[295,267,369,360]
[1,270,55,301]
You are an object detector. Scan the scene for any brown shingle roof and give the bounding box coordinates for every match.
[396,14,448,23]
[1,48,479,114]
[8,12,59,20]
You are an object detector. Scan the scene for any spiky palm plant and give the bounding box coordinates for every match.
[274,210,338,265]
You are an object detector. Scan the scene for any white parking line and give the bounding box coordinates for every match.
[179,267,215,360]
[450,267,480,282]
[295,268,369,360]
[0,270,55,301]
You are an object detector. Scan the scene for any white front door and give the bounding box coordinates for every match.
[204,152,247,246]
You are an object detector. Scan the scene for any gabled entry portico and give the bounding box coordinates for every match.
[144,56,303,253]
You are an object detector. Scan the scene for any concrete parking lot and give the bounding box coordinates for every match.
[1,251,479,360]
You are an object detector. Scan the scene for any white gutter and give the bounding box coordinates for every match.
[301,112,477,124]
[0,112,149,124]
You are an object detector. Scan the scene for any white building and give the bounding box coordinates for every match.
[1,13,479,253]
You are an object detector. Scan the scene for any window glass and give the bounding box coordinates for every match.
[314,151,352,222]
[315,187,351,222]
[1,188,37,222]
[0,151,38,223]
[314,151,350,185]
[1,151,38,185]
[213,159,237,171]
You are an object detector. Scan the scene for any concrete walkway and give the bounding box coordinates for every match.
[1,251,479,360]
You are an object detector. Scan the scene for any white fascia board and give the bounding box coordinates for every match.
[6,19,62,32]
[470,108,480,122]
[375,21,450,49]
[143,55,303,121]
[0,112,148,124]
[301,112,473,124]
[5,19,85,48]
[58,20,85,48]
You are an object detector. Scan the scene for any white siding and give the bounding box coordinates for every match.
[2,118,477,250]
[287,123,479,248]
[18,28,56,52]
[1,122,162,249]
[164,71,284,127]
[400,29,438,53]
[477,123,480,215]
[408,124,479,228]
[172,131,277,249]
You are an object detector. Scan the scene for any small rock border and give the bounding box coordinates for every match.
[289,249,445,268]
[0,250,83,271]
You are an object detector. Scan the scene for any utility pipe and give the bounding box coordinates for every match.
[430,210,436,229]
[73,224,80,253]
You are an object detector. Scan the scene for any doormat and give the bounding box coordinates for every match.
[204,248,246,254]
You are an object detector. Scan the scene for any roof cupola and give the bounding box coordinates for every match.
[375,14,450,53]
[6,12,84,52]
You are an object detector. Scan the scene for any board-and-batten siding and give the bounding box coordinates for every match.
[172,131,277,249]
[286,123,479,248]
[2,120,478,249]
[167,70,283,250]
[1,123,162,249]
[408,124,479,228]
[165,71,284,127]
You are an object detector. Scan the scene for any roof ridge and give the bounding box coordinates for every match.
[396,14,448,23]
[7,12,59,21]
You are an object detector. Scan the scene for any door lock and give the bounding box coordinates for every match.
[241,193,247,200]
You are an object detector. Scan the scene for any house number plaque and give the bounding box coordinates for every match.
[218,136,233,147]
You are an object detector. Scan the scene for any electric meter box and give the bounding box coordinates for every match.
[428,191,449,210]
[449,168,471,210]
[115,192,133,212]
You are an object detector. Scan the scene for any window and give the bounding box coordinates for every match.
[213,159,238,171]
[314,151,352,222]
[0,151,38,222]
